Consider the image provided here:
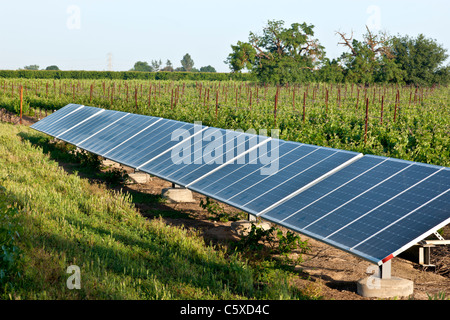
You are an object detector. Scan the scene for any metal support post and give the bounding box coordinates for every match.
[380,259,391,279]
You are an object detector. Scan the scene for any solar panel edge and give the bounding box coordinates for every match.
[364,154,447,171]
[260,214,381,264]
[390,216,450,262]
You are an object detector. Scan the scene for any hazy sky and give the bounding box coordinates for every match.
[0,0,449,72]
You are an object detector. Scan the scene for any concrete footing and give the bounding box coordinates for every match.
[356,276,414,299]
[127,172,151,184]
[231,220,272,237]
[102,159,121,169]
[161,188,195,203]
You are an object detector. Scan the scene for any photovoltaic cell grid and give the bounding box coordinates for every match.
[30,104,450,266]
[188,141,361,216]
[261,155,450,264]
[138,128,271,187]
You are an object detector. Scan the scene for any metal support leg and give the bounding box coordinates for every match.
[380,259,391,279]
[248,214,257,222]
[419,245,435,266]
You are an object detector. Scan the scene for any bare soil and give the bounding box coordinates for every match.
[5,110,450,300]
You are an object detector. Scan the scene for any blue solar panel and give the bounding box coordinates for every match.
[38,106,103,138]
[139,128,270,186]
[330,166,450,261]
[260,155,389,223]
[189,141,360,215]
[30,104,83,132]
[261,155,450,264]
[57,109,128,146]
[104,119,206,168]
[78,113,161,155]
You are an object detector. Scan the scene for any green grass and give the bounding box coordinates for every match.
[0,122,314,300]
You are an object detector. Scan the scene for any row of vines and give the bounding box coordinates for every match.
[0,78,449,167]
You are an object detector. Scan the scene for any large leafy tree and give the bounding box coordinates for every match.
[199,65,216,73]
[391,34,449,85]
[225,20,325,84]
[180,53,195,72]
[45,65,59,70]
[23,65,39,70]
[336,27,405,84]
[131,61,153,72]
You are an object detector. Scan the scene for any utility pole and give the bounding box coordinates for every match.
[107,52,113,71]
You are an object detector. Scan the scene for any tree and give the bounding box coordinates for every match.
[336,26,405,84]
[391,34,449,85]
[317,58,344,83]
[225,20,325,84]
[199,65,216,73]
[23,65,39,70]
[161,59,174,72]
[45,65,60,70]
[130,61,153,72]
[180,53,194,72]
[151,59,162,72]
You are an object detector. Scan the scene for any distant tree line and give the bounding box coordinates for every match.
[0,69,254,81]
[21,65,60,71]
[130,53,217,73]
[226,20,450,86]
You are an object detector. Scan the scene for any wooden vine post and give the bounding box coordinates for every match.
[215,90,219,118]
[364,98,369,144]
[274,87,279,127]
[20,85,23,125]
[302,91,306,123]
[393,89,399,122]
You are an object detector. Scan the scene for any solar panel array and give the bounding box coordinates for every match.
[31,104,450,266]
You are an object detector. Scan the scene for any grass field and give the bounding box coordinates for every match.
[0,122,317,300]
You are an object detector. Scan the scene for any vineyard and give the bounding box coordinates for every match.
[0,78,449,167]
